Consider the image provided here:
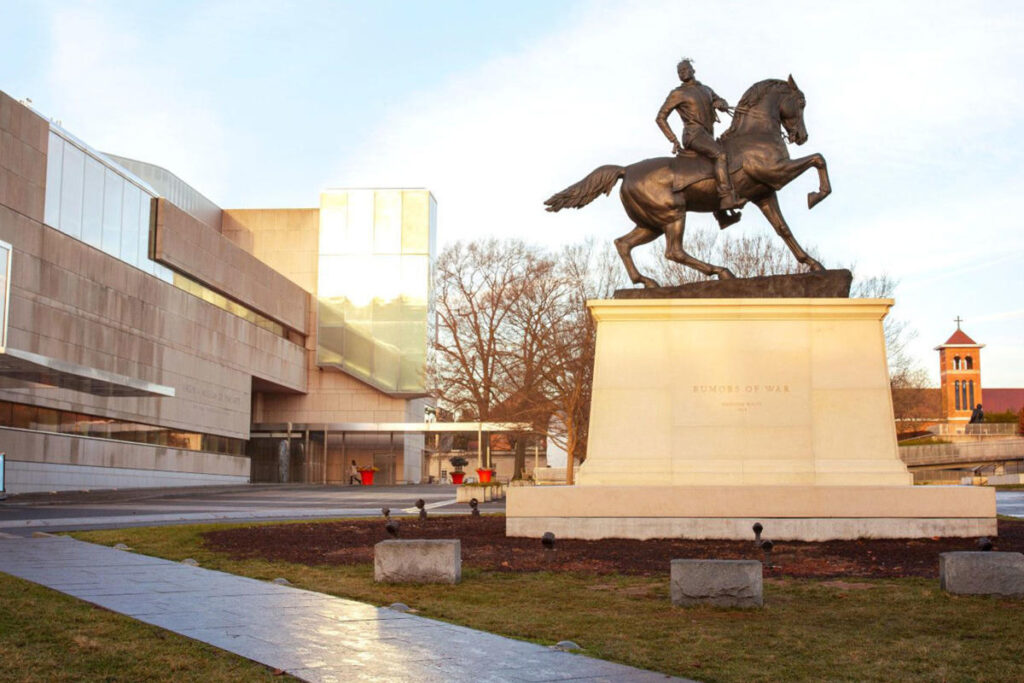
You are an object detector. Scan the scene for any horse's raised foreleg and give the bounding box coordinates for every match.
[614,226,662,288]
[756,193,824,271]
[803,153,831,209]
[749,153,831,209]
[664,216,735,280]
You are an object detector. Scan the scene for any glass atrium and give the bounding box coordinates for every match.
[317,189,436,395]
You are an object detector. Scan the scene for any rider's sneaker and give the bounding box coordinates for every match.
[714,209,742,229]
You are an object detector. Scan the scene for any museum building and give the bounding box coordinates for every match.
[0,90,437,494]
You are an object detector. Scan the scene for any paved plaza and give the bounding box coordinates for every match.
[0,484,501,534]
[0,535,681,682]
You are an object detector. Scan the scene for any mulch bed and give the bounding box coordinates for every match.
[202,516,1024,579]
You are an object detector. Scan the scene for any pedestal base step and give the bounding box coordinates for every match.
[506,485,996,541]
[506,516,995,542]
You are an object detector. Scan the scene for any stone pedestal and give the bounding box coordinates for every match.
[940,552,1024,596]
[506,297,995,540]
[374,539,461,584]
[671,559,763,608]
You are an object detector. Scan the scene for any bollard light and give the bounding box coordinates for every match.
[386,519,400,538]
[761,539,774,568]
[381,507,390,518]
[977,537,994,551]
[753,522,763,544]
[542,531,556,550]
[470,498,480,517]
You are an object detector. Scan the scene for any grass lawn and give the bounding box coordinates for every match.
[0,572,293,682]
[73,521,1024,683]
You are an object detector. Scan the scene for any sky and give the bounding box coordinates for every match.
[1,0,1022,388]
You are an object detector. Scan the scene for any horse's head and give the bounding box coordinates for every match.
[723,77,810,145]
[780,75,807,145]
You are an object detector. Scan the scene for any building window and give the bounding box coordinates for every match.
[954,380,961,410]
[0,240,10,352]
[969,380,975,409]
[965,356,973,370]
[953,356,961,370]
[961,382,968,411]
[0,399,244,456]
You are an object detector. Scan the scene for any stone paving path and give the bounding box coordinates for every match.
[0,536,685,682]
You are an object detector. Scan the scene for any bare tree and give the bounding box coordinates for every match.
[430,239,549,422]
[431,238,627,482]
[431,239,567,476]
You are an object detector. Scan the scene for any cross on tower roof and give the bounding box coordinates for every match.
[954,316,963,330]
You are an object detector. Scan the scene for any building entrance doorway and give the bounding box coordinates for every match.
[373,451,398,486]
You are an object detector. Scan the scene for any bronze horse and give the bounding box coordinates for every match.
[545,76,831,286]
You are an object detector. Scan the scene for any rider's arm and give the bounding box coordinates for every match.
[656,90,683,147]
[709,87,729,111]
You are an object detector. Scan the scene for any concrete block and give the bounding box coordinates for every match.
[456,485,492,503]
[940,552,1024,597]
[374,539,461,584]
[671,559,763,608]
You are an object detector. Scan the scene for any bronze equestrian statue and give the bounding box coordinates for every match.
[545,68,831,287]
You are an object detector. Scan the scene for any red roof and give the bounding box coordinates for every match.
[942,328,978,345]
[983,389,1024,414]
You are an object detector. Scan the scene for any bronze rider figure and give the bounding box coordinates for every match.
[656,59,742,213]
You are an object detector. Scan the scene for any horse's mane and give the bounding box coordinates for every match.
[721,79,791,139]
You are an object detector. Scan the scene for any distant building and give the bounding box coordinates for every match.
[935,322,983,425]
[0,91,436,493]
[891,320,1022,436]
[935,320,1023,424]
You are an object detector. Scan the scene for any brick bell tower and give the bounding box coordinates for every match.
[935,316,984,426]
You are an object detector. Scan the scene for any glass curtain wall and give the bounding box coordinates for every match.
[317,189,435,395]
[44,129,171,281]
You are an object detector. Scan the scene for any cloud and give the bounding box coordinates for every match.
[333,2,1024,257]
[43,3,230,201]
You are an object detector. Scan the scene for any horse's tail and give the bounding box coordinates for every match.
[544,164,625,212]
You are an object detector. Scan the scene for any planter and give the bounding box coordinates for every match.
[359,470,375,486]
[456,484,494,503]
[451,471,465,485]
[476,468,494,483]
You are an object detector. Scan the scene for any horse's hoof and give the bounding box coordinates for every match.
[641,278,660,289]
[807,191,828,209]
[716,269,736,280]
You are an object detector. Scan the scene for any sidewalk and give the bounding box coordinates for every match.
[0,536,684,682]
